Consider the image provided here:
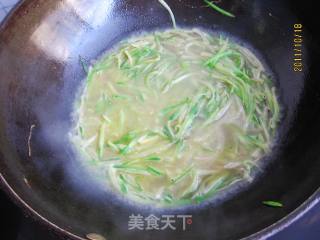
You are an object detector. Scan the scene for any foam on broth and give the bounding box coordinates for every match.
[71,29,280,207]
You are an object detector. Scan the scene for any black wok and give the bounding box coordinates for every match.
[0,0,320,239]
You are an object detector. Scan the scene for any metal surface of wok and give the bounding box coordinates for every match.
[0,0,320,239]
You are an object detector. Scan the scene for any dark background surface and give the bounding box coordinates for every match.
[1,0,319,239]
[0,190,319,239]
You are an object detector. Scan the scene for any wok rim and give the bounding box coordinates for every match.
[0,1,320,240]
[1,171,320,240]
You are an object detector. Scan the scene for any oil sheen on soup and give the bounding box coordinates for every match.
[71,29,280,207]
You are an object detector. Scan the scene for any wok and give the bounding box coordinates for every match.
[0,0,320,239]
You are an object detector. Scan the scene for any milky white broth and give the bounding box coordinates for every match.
[71,29,280,207]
